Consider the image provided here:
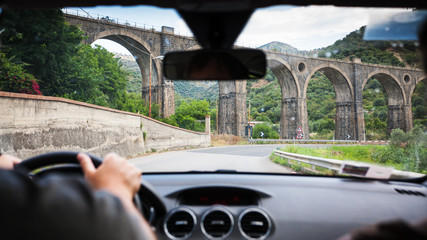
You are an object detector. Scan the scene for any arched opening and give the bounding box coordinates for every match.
[411,78,427,130]
[306,72,336,139]
[362,73,405,138]
[362,78,388,140]
[304,66,354,140]
[265,59,300,139]
[92,32,162,117]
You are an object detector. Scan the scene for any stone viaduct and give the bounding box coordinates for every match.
[64,13,199,117]
[64,13,426,140]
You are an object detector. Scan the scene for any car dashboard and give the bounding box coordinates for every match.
[140,173,427,240]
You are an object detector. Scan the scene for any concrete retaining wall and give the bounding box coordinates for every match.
[0,92,210,159]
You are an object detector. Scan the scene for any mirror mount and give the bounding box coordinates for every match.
[178,10,253,49]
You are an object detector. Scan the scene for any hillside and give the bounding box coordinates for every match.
[174,80,218,100]
[115,53,219,100]
[318,26,421,68]
[258,41,314,56]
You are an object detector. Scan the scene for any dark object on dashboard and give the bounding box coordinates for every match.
[163,49,266,80]
[177,186,260,205]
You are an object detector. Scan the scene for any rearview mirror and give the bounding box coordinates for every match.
[163,49,266,80]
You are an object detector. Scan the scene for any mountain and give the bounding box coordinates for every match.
[114,53,219,100]
[258,41,316,56]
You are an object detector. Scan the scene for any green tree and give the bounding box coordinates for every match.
[373,98,386,107]
[414,106,427,119]
[62,44,129,109]
[163,99,210,132]
[0,9,84,96]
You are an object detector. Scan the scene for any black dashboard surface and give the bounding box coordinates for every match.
[142,173,427,240]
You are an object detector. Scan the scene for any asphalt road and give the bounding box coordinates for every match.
[130,144,294,173]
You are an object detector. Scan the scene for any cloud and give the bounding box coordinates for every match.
[236,6,409,50]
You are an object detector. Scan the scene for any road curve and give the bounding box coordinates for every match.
[130,144,293,173]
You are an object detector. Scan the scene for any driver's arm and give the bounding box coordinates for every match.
[0,152,157,240]
[77,153,157,240]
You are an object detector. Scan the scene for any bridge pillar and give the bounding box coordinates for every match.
[218,80,247,136]
[335,101,356,140]
[161,79,175,117]
[351,58,366,141]
[141,59,174,118]
[403,104,412,132]
[388,105,406,133]
[353,100,366,141]
[280,97,306,139]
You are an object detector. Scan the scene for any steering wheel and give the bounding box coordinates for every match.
[16,151,166,227]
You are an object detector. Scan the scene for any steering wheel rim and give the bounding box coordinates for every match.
[16,151,166,226]
[17,151,103,170]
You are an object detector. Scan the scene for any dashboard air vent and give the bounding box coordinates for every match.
[395,188,425,197]
[164,208,196,240]
[239,208,272,240]
[201,207,234,239]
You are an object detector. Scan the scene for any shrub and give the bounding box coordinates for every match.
[0,52,42,95]
[253,123,279,139]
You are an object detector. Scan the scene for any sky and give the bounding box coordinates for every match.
[67,5,411,55]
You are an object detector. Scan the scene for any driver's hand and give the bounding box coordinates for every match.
[0,154,21,170]
[78,153,157,240]
[77,152,142,202]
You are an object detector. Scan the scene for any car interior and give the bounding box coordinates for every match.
[1,0,427,239]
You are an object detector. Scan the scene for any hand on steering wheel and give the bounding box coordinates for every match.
[16,151,166,227]
[77,152,142,204]
[16,152,143,213]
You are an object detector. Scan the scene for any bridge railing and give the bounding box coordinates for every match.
[273,150,424,179]
[62,8,193,37]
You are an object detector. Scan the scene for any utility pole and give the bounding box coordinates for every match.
[216,99,219,135]
[248,100,251,138]
[149,56,152,118]
[248,100,251,123]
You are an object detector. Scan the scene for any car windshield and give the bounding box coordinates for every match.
[0,4,426,180]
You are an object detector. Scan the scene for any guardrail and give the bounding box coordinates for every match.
[249,139,389,144]
[273,150,424,179]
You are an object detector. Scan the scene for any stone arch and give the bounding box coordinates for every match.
[93,30,153,55]
[410,76,427,129]
[304,64,355,140]
[363,71,407,133]
[93,30,161,88]
[266,57,302,139]
[304,64,354,101]
[363,71,406,105]
[409,75,427,97]
[91,30,163,111]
